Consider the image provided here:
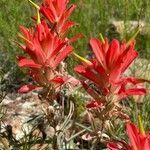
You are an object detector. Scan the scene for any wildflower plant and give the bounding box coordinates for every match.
[17,0,82,101]
[16,0,82,149]
[73,35,149,142]
[15,0,150,149]
[108,116,150,150]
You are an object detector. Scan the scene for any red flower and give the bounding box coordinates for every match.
[126,122,150,150]
[17,0,83,94]
[40,0,76,35]
[108,122,150,150]
[74,38,147,100]
[18,21,73,69]
[17,21,74,92]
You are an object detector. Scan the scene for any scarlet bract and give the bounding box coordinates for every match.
[17,0,80,95]
[74,37,147,108]
[108,122,150,150]
[40,0,76,36]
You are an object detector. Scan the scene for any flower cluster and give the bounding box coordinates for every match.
[40,0,76,36]
[108,121,150,150]
[73,35,149,145]
[74,37,147,110]
[17,0,81,100]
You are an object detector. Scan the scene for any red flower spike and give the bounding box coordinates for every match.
[18,21,73,70]
[40,0,76,35]
[17,20,75,91]
[108,122,150,150]
[126,122,150,150]
[17,0,82,97]
[74,37,148,100]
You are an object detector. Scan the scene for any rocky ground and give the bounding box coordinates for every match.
[1,92,45,140]
[0,92,55,149]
